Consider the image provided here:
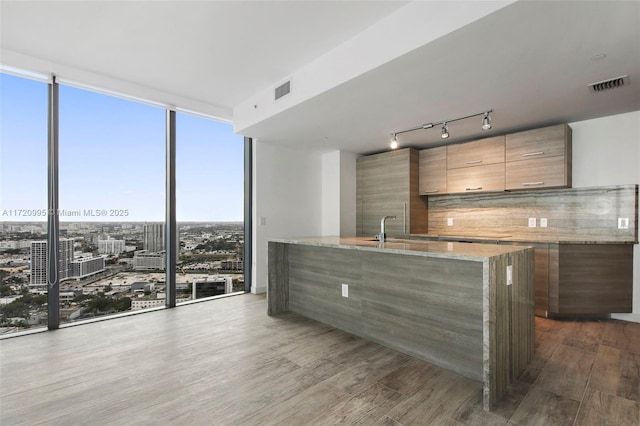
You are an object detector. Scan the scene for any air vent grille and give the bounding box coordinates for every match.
[588,75,629,93]
[275,81,291,100]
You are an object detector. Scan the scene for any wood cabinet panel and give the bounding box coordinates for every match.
[419,146,447,195]
[505,124,569,161]
[447,136,505,169]
[505,156,569,190]
[505,124,572,190]
[555,244,633,316]
[357,148,428,237]
[446,163,505,194]
[500,242,550,317]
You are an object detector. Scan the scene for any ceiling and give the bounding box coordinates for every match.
[1,1,639,155]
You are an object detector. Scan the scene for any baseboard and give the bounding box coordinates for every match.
[611,312,640,323]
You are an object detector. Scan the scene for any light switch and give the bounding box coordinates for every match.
[528,218,537,228]
[341,284,349,298]
[447,217,454,227]
[540,218,548,228]
[506,265,513,286]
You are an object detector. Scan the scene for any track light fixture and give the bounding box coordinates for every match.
[482,112,492,130]
[441,122,449,139]
[390,109,492,147]
[390,134,398,149]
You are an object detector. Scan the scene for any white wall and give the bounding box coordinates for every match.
[339,151,357,237]
[570,110,640,322]
[253,147,357,294]
[322,151,341,236]
[321,150,358,237]
[252,142,323,294]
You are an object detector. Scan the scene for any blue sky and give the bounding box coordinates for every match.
[0,72,244,222]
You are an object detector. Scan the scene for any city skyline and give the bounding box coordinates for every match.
[0,72,244,223]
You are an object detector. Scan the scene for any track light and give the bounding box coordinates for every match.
[441,123,449,139]
[390,109,492,143]
[390,134,398,149]
[482,112,492,130]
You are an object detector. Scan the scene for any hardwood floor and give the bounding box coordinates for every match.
[1,294,638,425]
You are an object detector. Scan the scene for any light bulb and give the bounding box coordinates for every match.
[441,123,449,139]
[390,134,398,149]
[482,113,492,130]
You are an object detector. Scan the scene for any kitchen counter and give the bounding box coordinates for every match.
[403,234,638,245]
[268,237,535,411]
[268,236,531,260]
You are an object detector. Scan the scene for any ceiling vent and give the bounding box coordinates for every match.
[274,80,291,101]
[588,75,629,93]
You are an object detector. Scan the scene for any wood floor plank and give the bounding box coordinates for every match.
[510,386,580,425]
[377,357,444,396]
[618,350,640,402]
[561,321,605,352]
[588,345,621,396]
[575,386,640,426]
[450,389,513,425]
[518,330,565,384]
[534,344,595,401]
[602,321,640,355]
[1,294,638,426]
[386,370,481,426]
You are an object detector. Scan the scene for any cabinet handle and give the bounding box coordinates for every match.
[522,181,544,187]
[465,160,482,165]
[522,151,544,157]
[422,189,439,194]
[403,202,407,234]
[466,186,483,191]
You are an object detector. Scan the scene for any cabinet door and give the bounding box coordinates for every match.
[419,146,447,195]
[505,124,569,162]
[446,163,505,194]
[554,244,633,316]
[447,136,505,169]
[505,156,569,190]
[360,150,410,237]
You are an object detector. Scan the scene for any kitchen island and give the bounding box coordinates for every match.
[268,237,535,411]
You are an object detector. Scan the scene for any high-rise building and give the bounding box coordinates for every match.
[30,238,74,289]
[69,257,105,279]
[133,250,166,270]
[143,223,165,253]
[143,223,179,254]
[98,238,126,255]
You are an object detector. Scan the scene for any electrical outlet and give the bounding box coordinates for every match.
[506,265,513,286]
[528,218,537,228]
[447,217,454,227]
[540,218,548,228]
[341,283,349,298]
[618,218,629,229]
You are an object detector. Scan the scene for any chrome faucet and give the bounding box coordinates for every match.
[376,215,396,241]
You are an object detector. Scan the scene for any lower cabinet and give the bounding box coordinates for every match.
[501,242,633,317]
[549,244,633,316]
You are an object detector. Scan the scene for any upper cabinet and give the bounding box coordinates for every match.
[356,148,428,237]
[446,136,506,194]
[505,124,572,190]
[447,136,505,169]
[418,146,447,195]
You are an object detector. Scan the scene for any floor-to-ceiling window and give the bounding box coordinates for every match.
[0,73,49,334]
[58,84,165,324]
[176,112,245,302]
[0,69,250,336]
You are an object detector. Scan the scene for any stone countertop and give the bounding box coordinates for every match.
[404,234,638,245]
[268,236,530,262]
